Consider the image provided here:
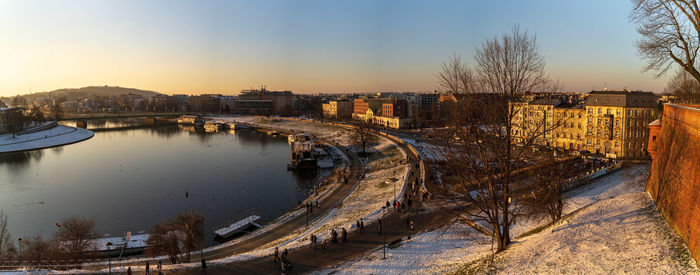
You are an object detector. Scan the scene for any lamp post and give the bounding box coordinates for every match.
[381,206,386,259]
[105,242,113,275]
[17,237,22,268]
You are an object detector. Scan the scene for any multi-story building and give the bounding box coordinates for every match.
[584,90,659,158]
[511,90,660,159]
[236,89,296,115]
[322,100,353,119]
[552,102,586,150]
[352,96,411,129]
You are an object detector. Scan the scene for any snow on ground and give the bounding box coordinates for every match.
[317,165,700,275]
[97,116,409,273]
[0,124,93,153]
[402,138,445,161]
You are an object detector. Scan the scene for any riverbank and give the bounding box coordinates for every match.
[0,124,94,153]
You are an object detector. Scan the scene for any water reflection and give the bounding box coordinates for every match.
[0,122,326,246]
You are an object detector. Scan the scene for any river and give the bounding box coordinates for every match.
[0,120,326,246]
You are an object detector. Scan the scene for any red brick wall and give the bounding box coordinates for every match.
[646,104,700,267]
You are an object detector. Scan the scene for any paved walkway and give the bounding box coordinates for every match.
[162,133,448,275]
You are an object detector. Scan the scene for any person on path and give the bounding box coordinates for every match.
[356,220,360,231]
[378,218,383,234]
[157,260,162,275]
[321,239,327,252]
[386,201,391,208]
[274,247,280,262]
[201,257,207,274]
[146,262,150,275]
[360,219,365,232]
[341,228,347,242]
[282,248,288,261]
[310,234,315,248]
[331,229,338,243]
[127,266,132,275]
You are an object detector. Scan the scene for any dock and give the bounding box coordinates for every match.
[214,215,262,239]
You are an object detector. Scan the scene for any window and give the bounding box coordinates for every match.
[588,118,593,124]
[627,120,630,127]
[615,119,620,126]
[587,139,591,145]
[615,141,618,147]
[616,110,621,115]
[588,108,593,114]
[596,140,600,146]
[598,108,602,115]
[615,130,619,137]
[597,119,602,125]
[587,128,592,135]
[606,108,611,114]
[597,129,601,136]
[627,110,631,116]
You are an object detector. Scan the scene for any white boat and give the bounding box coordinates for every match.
[214,215,262,239]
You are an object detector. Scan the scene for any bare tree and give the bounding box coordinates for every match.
[352,119,376,155]
[434,25,562,252]
[665,69,700,103]
[146,221,182,264]
[0,210,14,260]
[55,217,95,261]
[173,211,203,263]
[631,0,700,82]
[146,211,204,264]
[520,158,568,223]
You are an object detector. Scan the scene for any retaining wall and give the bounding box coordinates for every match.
[646,104,700,267]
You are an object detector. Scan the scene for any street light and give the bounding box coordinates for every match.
[16,237,22,267]
[381,206,387,259]
[105,241,113,275]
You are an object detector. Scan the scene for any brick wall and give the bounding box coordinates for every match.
[646,104,700,267]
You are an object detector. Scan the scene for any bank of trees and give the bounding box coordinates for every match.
[0,213,97,265]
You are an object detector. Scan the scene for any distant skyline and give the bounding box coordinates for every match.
[0,0,671,97]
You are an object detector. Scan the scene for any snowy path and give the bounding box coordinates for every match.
[317,165,699,274]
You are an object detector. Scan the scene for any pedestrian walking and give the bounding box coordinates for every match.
[321,239,327,252]
[274,247,280,262]
[378,218,383,234]
[201,257,207,274]
[157,260,162,275]
[360,219,365,232]
[146,262,150,275]
[341,228,347,242]
[282,248,288,261]
[386,201,390,208]
[331,229,338,243]
[356,220,360,231]
[127,266,132,275]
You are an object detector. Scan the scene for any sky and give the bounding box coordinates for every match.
[0,0,672,96]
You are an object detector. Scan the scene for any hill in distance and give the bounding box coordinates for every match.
[48,86,162,97]
[1,86,162,102]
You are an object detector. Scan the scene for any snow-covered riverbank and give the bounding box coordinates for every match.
[0,125,94,153]
[317,165,699,274]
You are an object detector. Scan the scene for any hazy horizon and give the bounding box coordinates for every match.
[0,0,671,97]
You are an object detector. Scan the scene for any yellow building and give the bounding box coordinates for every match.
[552,103,586,150]
[322,100,353,119]
[511,90,659,159]
[584,91,659,159]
